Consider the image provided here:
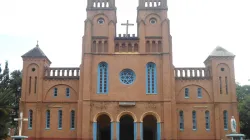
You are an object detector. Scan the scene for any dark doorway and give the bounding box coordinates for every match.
[97,114,111,140]
[143,115,157,140]
[120,115,134,140]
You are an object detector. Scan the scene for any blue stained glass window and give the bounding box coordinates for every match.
[146,62,157,94]
[58,110,62,129]
[28,110,33,129]
[223,110,228,130]
[97,62,108,94]
[185,88,189,98]
[71,110,75,129]
[197,88,202,98]
[205,111,210,130]
[192,111,197,130]
[46,110,50,129]
[179,111,184,130]
[120,69,136,85]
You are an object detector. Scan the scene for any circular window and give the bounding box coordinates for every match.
[150,18,157,24]
[32,68,36,72]
[97,18,105,24]
[120,69,136,85]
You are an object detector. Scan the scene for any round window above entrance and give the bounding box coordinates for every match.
[120,69,136,85]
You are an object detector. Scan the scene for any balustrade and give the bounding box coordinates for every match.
[44,68,80,79]
[174,68,210,80]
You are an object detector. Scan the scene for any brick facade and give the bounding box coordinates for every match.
[19,0,239,139]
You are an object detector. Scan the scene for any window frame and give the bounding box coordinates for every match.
[97,62,109,94]
[54,88,58,97]
[223,110,228,130]
[192,110,197,130]
[179,111,184,130]
[146,62,157,94]
[205,111,210,130]
[184,88,189,98]
[58,110,63,130]
[197,88,202,98]
[70,110,76,130]
[66,88,70,98]
[28,110,33,130]
[46,110,50,129]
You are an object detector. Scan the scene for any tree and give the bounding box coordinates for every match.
[0,61,11,139]
[236,83,250,138]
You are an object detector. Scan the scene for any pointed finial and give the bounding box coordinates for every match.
[36,40,39,47]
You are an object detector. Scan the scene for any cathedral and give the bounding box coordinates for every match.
[20,0,239,139]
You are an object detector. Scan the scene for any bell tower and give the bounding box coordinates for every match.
[82,0,117,55]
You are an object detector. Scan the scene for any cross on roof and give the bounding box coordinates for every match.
[121,20,134,37]
[14,112,28,136]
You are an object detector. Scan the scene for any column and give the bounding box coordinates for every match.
[111,122,114,140]
[157,122,161,140]
[134,122,137,140]
[140,122,143,140]
[116,122,120,140]
[93,122,97,140]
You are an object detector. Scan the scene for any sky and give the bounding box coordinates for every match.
[0,0,250,85]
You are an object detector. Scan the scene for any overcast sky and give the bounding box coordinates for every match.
[0,0,250,85]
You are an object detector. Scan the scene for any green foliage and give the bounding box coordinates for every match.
[0,61,22,139]
[236,83,250,139]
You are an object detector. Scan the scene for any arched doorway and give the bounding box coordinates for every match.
[97,114,111,140]
[143,115,157,140]
[120,115,134,140]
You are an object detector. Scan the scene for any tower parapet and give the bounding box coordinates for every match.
[138,0,167,10]
[87,0,116,10]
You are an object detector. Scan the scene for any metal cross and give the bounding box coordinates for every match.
[121,20,134,37]
[14,112,28,136]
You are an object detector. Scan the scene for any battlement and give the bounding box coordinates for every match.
[174,67,211,80]
[44,67,80,80]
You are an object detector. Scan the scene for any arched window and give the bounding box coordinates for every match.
[205,111,210,130]
[58,110,63,129]
[223,110,228,130]
[192,111,197,130]
[185,88,189,98]
[179,111,184,130]
[70,110,76,129]
[46,110,50,129]
[28,110,33,129]
[146,62,157,94]
[197,88,202,98]
[97,62,108,94]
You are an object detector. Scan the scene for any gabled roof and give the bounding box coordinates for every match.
[22,44,51,63]
[209,46,235,57]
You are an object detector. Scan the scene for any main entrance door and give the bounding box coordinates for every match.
[120,115,134,140]
[143,115,157,140]
[97,114,111,140]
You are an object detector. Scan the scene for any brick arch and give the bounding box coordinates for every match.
[93,112,114,122]
[177,84,212,102]
[44,84,78,100]
[140,111,161,123]
[116,111,137,122]
[144,13,162,22]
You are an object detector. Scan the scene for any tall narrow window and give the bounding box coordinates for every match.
[225,77,228,94]
[70,110,75,129]
[179,111,184,130]
[97,62,108,94]
[58,110,62,129]
[66,88,70,97]
[197,88,202,98]
[192,111,197,130]
[54,88,58,97]
[185,88,189,98]
[34,77,37,94]
[46,110,50,129]
[146,62,157,94]
[28,110,33,129]
[223,110,228,130]
[29,77,31,93]
[205,111,210,130]
[219,77,222,94]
